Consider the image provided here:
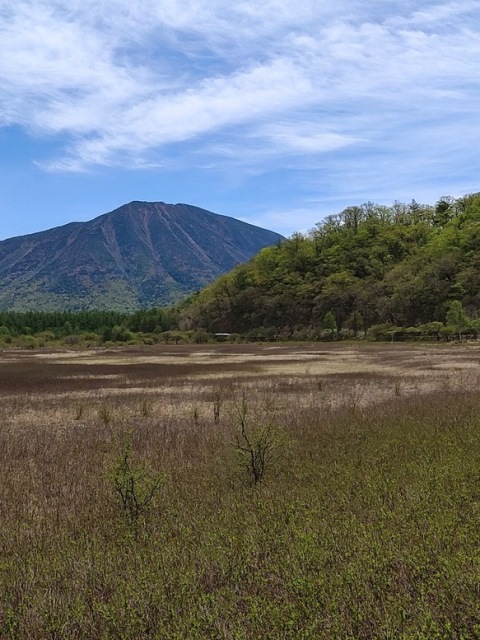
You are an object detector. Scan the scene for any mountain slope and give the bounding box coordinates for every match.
[0,202,283,311]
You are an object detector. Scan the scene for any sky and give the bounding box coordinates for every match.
[1,0,479,240]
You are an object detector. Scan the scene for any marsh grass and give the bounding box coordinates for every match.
[1,344,480,637]
[139,395,153,417]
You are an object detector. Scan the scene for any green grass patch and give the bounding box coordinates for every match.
[0,388,479,638]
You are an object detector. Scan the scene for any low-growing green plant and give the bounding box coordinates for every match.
[109,440,164,530]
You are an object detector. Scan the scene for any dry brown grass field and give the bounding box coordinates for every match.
[1,342,480,638]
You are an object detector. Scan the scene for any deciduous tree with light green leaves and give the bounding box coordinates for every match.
[446,300,470,340]
[323,311,337,339]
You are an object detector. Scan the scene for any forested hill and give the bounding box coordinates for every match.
[182,193,480,338]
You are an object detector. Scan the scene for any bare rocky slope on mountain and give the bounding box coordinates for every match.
[0,201,283,311]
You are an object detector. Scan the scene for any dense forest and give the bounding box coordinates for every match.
[181,192,480,340]
[0,308,181,346]
[1,192,480,345]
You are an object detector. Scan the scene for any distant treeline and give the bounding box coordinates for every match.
[0,308,180,339]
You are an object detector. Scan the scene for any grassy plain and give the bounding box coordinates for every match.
[0,342,480,638]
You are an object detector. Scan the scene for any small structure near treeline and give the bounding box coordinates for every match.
[214,333,232,341]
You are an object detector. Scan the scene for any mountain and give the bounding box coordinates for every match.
[0,201,284,311]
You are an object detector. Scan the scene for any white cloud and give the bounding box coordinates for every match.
[256,122,365,155]
[388,0,479,27]
[0,0,479,195]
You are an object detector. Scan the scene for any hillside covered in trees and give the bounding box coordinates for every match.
[2,192,480,347]
[181,192,480,340]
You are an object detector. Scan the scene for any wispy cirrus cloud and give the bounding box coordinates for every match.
[0,0,479,223]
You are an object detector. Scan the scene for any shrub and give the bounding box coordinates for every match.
[109,440,164,530]
[111,325,133,342]
[18,336,38,349]
[192,328,211,344]
[35,331,56,342]
[98,403,114,426]
[232,393,287,485]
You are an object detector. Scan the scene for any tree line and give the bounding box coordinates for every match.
[0,308,180,343]
[180,192,480,340]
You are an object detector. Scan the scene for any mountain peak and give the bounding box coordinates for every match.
[0,202,283,312]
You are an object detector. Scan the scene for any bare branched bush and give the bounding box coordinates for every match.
[232,392,286,485]
[191,405,200,424]
[109,439,164,530]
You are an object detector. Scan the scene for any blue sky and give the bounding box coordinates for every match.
[1,0,479,240]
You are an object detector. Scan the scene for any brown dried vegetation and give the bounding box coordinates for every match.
[0,343,480,638]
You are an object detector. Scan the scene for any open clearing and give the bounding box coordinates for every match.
[2,340,480,389]
[1,342,480,638]
[2,342,480,430]
[1,341,479,409]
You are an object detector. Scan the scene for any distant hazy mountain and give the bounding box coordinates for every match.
[0,201,283,311]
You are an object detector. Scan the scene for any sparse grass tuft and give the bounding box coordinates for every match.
[74,401,85,420]
[98,402,113,426]
[139,395,153,417]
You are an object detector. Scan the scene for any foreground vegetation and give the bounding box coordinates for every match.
[0,344,479,638]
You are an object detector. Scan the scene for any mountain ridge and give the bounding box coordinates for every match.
[0,201,284,311]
